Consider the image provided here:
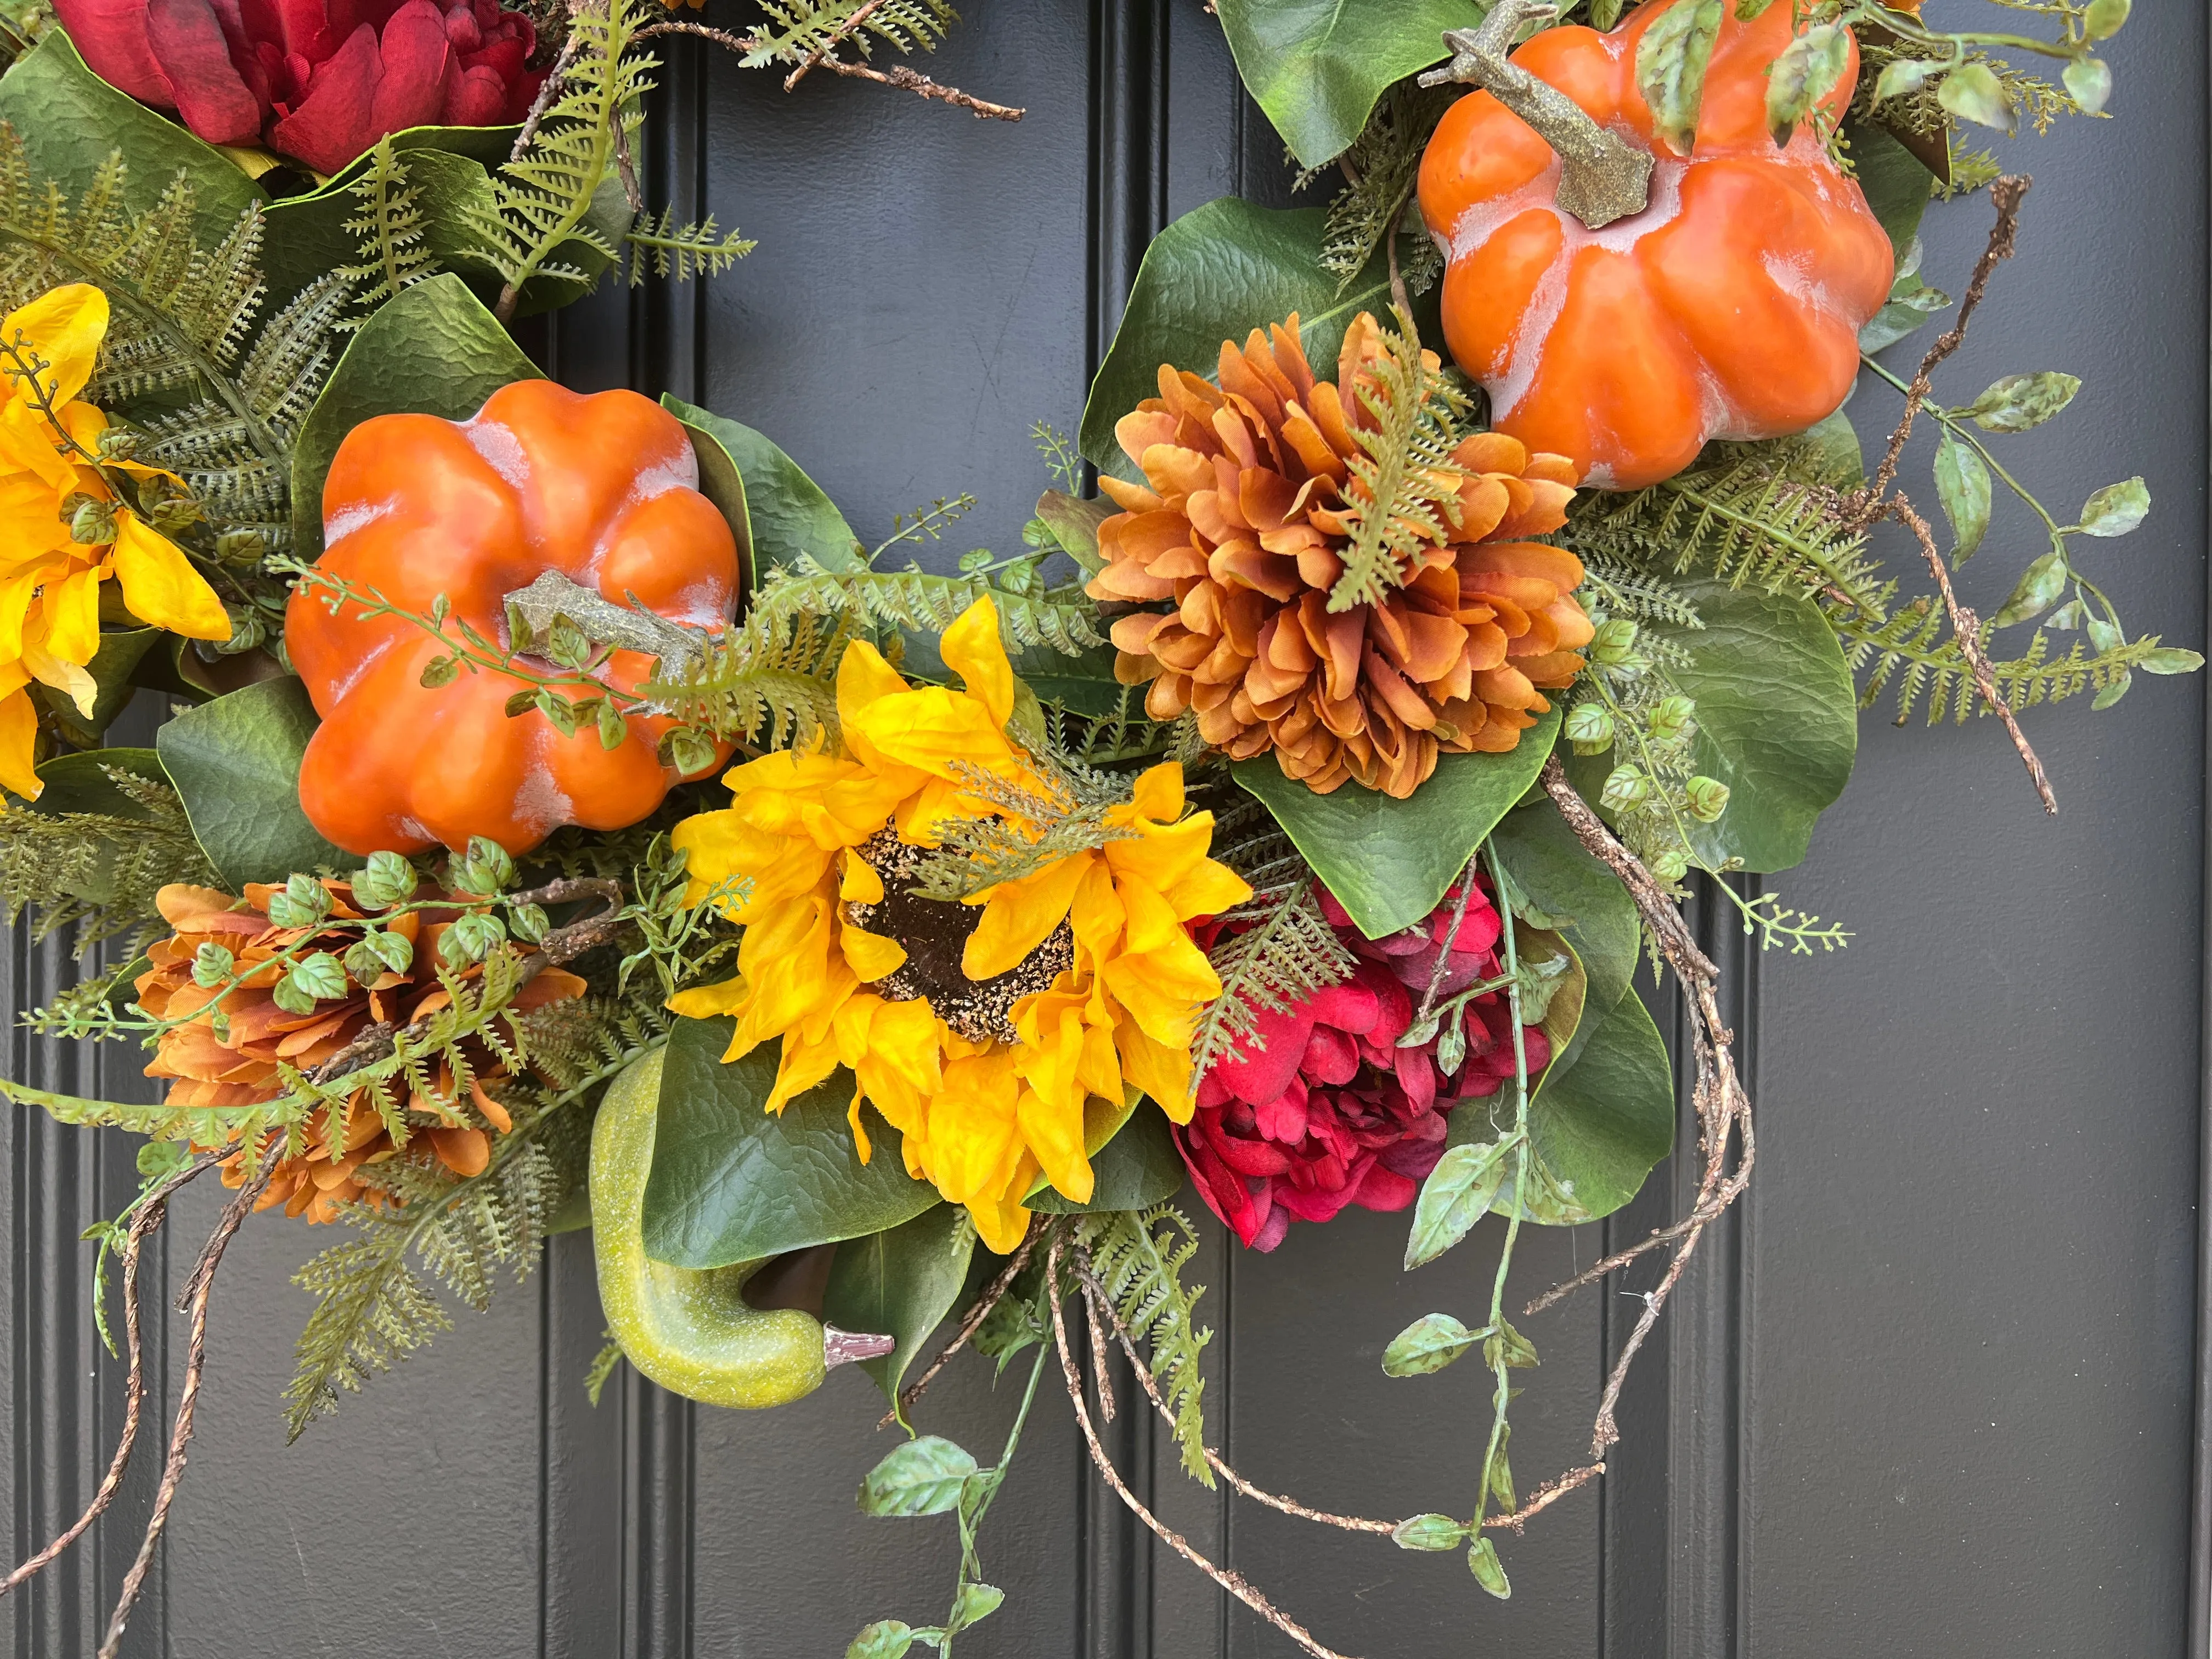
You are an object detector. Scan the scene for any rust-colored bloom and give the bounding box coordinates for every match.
[1089,313,1595,798]
[135,880,584,1221]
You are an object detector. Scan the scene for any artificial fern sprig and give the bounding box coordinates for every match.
[1077,1206,1214,1486]
[336,137,436,325]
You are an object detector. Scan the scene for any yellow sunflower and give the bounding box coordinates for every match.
[0,283,231,800]
[668,596,1251,1251]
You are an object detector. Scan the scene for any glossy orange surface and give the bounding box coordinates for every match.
[287,380,740,855]
[1417,0,1896,489]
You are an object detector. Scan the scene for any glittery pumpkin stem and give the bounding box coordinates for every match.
[1419,1,1656,230]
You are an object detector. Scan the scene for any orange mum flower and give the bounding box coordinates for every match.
[1088,312,1595,798]
[135,880,584,1221]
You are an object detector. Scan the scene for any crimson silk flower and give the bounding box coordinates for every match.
[54,0,544,176]
[1176,877,1549,1252]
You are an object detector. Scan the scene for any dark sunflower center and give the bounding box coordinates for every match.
[841,826,1074,1045]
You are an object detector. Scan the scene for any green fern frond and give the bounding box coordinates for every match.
[1325,304,1473,613]
[1568,434,1889,618]
[625,207,754,286]
[755,556,1109,657]
[900,756,1138,902]
[1192,876,1356,1076]
[336,137,437,324]
[0,765,216,956]
[741,0,955,67]
[1079,1205,1212,1487]
[1311,83,1452,296]
[1836,601,2162,725]
[1578,552,1707,630]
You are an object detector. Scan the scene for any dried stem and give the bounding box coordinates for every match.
[784,0,888,89]
[0,1153,220,1598]
[97,1161,268,1659]
[631,21,1024,120]
[510,14,585,162]
[1845,174,2054,811]
[1048,1236,1357,1659]
[877,1214,1041,1429]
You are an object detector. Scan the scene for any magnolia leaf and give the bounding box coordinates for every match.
[822,1205,975,1416]
[1965,371,2080,433]
[1849,123,1939,265]
[1214,0,1476,169]
[0,32,264,245]
[1234,702,1561,939]
[1382,1312,1482,1377]
[23,747,167,820]
[290,273,543,557]
[1637,0,1725,156]
[1934,433,1992,560]
[1937,62,2014,132]
[1025,1100,1186,1214]
[641,1015,941,1268]
[857,1436,977,1517]
[2076,477,2149,538]
[1081,198,1393,478]
[1992,550,2069,629]
[662,397,862,575]
[1404,1139,1511,1270]
[155,677,349,889]
[656,407,756,590]
[1488,801,1640,1073]
[1668,577,1858,873]
[1489,991,1674,1223]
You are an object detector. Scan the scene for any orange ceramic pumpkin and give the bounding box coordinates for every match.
[1417,0,1895,489]
[287,380,741,856]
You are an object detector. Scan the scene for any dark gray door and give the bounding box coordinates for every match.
[3,2,2205,1656]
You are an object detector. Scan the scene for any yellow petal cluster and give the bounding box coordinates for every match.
[0,285,230,799]
[668,596,1251,1251]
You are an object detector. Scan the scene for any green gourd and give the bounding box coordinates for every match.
[591,1047,884,1407]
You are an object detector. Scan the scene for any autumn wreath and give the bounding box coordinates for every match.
[0,0,2171,1654]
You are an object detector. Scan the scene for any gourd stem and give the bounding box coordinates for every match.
[1419,0,1655,230]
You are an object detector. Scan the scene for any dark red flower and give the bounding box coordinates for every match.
[54,0,544,176]
[1176,876,1550,1252]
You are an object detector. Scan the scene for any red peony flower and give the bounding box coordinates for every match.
[54,0,544,176]
[1176,876,1550,1252]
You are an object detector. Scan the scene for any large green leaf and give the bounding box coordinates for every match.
[1080,198,1392,478]
[1519,992,1674,1221]
[262,145,501,311]
[154,677,349,887]
[30,627,160,748]
[1,32,265,245]
[664,409,755,594]
[1216,0,1476,169]
[1847,120,1938,264]
[1488,800,1640,1072]
[1026,1101,1187,1215]
[1672,577,1858,873]
[820,1204,975,1413]
[642,1015,941,1269]
[289,273,541,557]
[1233,702,1562,939]
[24,747,166,819]
[662,398,862,575]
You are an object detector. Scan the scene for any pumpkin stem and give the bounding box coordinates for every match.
[1419,1,1655,231]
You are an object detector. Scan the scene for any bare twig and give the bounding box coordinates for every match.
[0,1153,221,1598]
[785,0,888,88]
[1071,1257,1393,1536]
[812,56,1024,120]
[97,1161,268,1659]
[1855,176,2030,520]
[511,24,585,162]
[1892,492,2057,812]
[877,1214,1041,1429]
[1048,1237,1357,1659]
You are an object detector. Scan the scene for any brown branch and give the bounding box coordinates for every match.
[784,0,887,89]
[813,56,1024,120]
[510,25,584,163]
[1892,492,2057,812]
[1855,176,2030,522]
[1070,1259,1394,1536]
[876,1213,1041,1429]
[96,1160,268,1659]
[0,1153,221,1598]
[1048,1237,1357,1659]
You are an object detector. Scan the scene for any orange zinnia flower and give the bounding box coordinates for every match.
[1088,312,1595,798]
